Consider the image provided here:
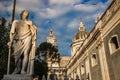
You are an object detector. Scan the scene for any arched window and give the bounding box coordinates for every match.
[91,53,97,67]
[81,64,85,74]
[109,35,119,54]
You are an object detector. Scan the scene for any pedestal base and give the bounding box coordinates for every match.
[2,74,33,80]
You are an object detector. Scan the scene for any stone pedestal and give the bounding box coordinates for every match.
[2,74,33,80]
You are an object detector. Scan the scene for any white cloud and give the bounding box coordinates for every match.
[0,0,112,56]
[10,0,77,19]
[0,3,6,11]
[39,8,63,18]
[0,1,12,12]
[15,0,42,14]
[0,0,111,19]
[2,0,109,20]
[74,2,107,12]
[74,4,97,12]
[74,0,111,13]
[49,0,81,5]
[13,0,72,19]
[38,6,72,19]
[67,19,79,29]
[39,0,82,19]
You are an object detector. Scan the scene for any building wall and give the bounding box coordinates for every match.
[104,24,120,80]
[90,48,102,80]
[66,0,120,80]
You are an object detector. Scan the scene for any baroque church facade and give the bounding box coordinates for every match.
[66,0,120,80]
[46,0,120,80]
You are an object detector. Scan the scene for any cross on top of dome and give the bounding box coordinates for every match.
[79,19,85,31]
[50,28,53,35]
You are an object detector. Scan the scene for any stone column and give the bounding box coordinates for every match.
[85,58,91,80]
[98,40,110,80]
[77,66,80,79]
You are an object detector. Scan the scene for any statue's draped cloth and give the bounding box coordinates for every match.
[10,20,36,74]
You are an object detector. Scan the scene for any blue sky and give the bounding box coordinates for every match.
[0,0,112,56]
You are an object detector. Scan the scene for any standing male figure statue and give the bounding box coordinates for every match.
[8,10,37,74]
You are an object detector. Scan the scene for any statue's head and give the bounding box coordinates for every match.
[20,10,29,20]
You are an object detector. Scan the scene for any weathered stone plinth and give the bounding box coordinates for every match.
[2,74,33,80]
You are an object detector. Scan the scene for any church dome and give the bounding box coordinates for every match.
[72,21,88,41]
[73,30,88,41]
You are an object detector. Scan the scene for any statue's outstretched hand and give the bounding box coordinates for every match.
[7,42,12,47]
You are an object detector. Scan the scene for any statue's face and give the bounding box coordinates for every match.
[22,11,28,20]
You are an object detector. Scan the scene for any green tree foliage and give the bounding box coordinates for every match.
[0,17,9,54]
[34,60,48,80]
[0,17,9,79]
[35,42,61,79]
[0,17,14,79]
[36,42,58,60]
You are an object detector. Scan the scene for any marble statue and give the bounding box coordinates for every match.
[8,10,37,74]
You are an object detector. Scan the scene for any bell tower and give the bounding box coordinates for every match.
[46,28,57,47]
